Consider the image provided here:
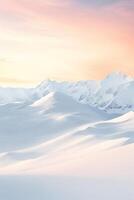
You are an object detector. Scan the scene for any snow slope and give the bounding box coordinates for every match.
[0,91,133,176]
[0,73,134,200]
[0,91,107,153]
[0,176,133,200]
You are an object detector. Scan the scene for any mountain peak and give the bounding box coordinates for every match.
[0,72,133,114]
[101,71,132,90]
[105,71,131,81]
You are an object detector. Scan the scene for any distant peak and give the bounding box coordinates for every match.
[37,79,54,87]
[105,71,130,80]
[101,72,132,88]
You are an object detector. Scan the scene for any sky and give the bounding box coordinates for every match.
[0,0,134,86]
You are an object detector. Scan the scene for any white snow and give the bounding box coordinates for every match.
[0,72,134,200]
[0,72,133,113]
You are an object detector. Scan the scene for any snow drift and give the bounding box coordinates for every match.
[0,72,134,200]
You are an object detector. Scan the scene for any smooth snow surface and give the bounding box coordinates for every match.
[0,73,134,200]
[0,176,134,200]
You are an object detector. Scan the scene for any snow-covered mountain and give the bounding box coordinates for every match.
[0,72,134,200]
[0,90,133,177]
[0,72,133,114]
[36,72,134,113]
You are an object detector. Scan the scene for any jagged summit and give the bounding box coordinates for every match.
[105,71,131,80]
[101,72,132,90]
[0,72,133,114]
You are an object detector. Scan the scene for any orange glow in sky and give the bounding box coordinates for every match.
[0,0,134,86]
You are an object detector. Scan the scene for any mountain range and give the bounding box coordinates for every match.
[0,72,134,200]
[0,71,134,174]
[0,72,133,114]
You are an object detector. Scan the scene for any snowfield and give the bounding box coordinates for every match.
[0,73,134,200]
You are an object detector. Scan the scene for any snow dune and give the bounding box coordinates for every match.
[0,92,133,177]
[0,75,134,199]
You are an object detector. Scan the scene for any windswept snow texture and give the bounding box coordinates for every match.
[0,72,134,200]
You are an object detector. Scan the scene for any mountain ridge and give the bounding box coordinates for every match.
[0,72,133,114]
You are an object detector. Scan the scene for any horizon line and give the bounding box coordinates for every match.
[0,71,133,88]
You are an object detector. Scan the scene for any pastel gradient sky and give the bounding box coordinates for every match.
[0,0,134,86]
